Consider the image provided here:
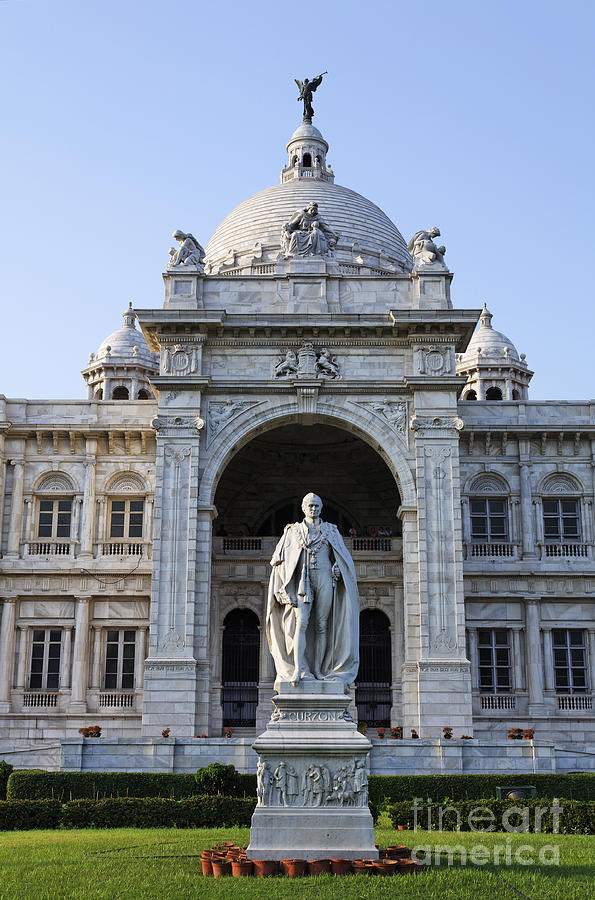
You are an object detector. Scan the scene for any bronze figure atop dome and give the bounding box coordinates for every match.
[295,71,327,123]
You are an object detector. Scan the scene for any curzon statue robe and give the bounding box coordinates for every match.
[266,520,360,688]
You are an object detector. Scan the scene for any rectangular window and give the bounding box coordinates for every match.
[552,629,587,693]
[37,499,72,538]
[29,629,62,691]
[543,499,580,541]
[109,500,144,539]
[104,629,136,690]
[477,628,512,693]
[470,498,508,541]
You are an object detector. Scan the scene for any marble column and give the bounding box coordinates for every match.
[542,627,555,692]
[80,443,97,557]
[525,599,545,713]
[0,597,17,711]
[0,458,7,557]
[90,626,102,689]
[511,626,524,692]
[519,463,536,558]
[70,596,91,712]
[6,460,25,557]
[16,625,28,690]
[467,627,478,691]
[61,626,73,690]
[135,626,147,690]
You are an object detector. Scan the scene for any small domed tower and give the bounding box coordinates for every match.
[82,303,158,400]
[281,123,335,183]
[456,304,533,401]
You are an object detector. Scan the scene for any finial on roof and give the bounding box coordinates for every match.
[479,303,493,329]
[123,302,136,328]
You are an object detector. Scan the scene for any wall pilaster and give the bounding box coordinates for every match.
[0,597,17,711]
[69,596,91,712]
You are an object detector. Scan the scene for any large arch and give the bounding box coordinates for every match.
[199,401,416,510]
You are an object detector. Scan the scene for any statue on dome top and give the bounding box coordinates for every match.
[167,230,205,271]
[295,71,327,123]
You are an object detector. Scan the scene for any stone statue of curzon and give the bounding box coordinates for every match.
[167,230,205,270]
[266,493,360,688]
[295,72,327,123]
[281,202,339,259]
[407,226,446,268]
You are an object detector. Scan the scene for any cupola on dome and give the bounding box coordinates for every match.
[82,304,158,401]
[204,122,413,274]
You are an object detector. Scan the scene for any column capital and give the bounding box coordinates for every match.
[397,505,417,521]
[73,594,92,604]
[10,459,24,468]
[197,504,218,521]
[1,595,17,605]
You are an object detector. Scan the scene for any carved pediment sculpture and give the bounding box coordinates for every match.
[274,343,340,379]
[280,202,339,259]
[167,230,205,271]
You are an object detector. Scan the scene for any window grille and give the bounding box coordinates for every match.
[552,629,587,694]
[29,629,62,691]
[470,498,508,542]
[477,629,512,693]
[104,629,136,691]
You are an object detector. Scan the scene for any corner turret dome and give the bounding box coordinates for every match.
[204,122,413,275]
[457,304,533,401]
[82,303,158,401]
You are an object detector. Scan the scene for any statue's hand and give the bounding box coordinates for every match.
[331,563,341,582]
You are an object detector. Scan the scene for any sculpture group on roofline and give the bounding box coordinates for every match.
[281,202,339,259]
[407,226,446,268]
[167,230,205,270]
[274,343,340,380]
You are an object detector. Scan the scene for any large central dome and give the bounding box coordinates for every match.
[204,123,412,274]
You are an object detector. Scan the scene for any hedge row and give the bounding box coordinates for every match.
[6,770,256,801]
[0,762,13,800]
[390,798,595,834]
[9,770,594,804]
[368,773,595,808]
[0,796,255,831]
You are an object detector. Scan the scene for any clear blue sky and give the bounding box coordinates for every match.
[1,0,593,400]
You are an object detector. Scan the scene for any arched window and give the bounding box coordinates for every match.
[112,386,129,400]
[540,474,583,548]
[33,474,76,553]
[137,389,150,400]
[105,473,147,552]
[221,609,260,728]
[485,386,503,400]
[94,388,103,400]
[302,152,312,167]
[463,389,477,401]
[467,473,510,550]
[512,389,520,400]
[355,609,391,727]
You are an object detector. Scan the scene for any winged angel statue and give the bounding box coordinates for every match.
[295,72,327,123]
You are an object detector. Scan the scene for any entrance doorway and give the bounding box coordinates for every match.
[356,609,392,727]
[221,609,260,728]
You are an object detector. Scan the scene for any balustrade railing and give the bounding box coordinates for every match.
[480,694,516,710]
[543,543,589,558]
[99,693,135,709]
[25,541,73,556]
[469,542,516,558]
[100,541,148,558]
[23,692,58,708]
[557,695,592,710]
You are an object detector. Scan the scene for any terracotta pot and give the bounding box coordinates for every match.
[200,857,213,876]
[398,859,418,874]
[397,825,406,830]
[331,858,352,875]
[282,858,308,878]
[231,860,253,877]
[382,860,401,875]
[211,860,232,878]
[352,860,372,875]
[386,845,409,859]
[252,859,279,877]
[374,861,393,875]
[308,859,332,875]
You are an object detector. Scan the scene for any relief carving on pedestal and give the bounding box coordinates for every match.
[256,756,368,808]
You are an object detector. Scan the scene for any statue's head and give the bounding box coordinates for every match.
[302,492,323,519]
[306,202,318,215]
[429,226,441,238]
[172,229,185,241]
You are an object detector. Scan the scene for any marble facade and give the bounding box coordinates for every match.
[0,116,594,774]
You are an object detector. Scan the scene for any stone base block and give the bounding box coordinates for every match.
[247,807,376,860]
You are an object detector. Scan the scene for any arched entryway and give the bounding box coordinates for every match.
[355,609,392,727]
[221,609,260,728]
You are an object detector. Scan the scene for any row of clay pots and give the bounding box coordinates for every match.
[202,853,418,877]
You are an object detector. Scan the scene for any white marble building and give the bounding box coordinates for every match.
[0,119,593,774]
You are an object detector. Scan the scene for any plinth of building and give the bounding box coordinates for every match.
[247,681,377,861]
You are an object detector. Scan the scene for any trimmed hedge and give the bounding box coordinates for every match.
[7,770,256,801]
[8,770,595,806]
[368,773,595,808]
[390,798,595,834]
[0,761,13,800]
[0,800,61,831]
[60,796,255,829]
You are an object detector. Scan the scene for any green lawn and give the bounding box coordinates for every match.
[0,826,593,899]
